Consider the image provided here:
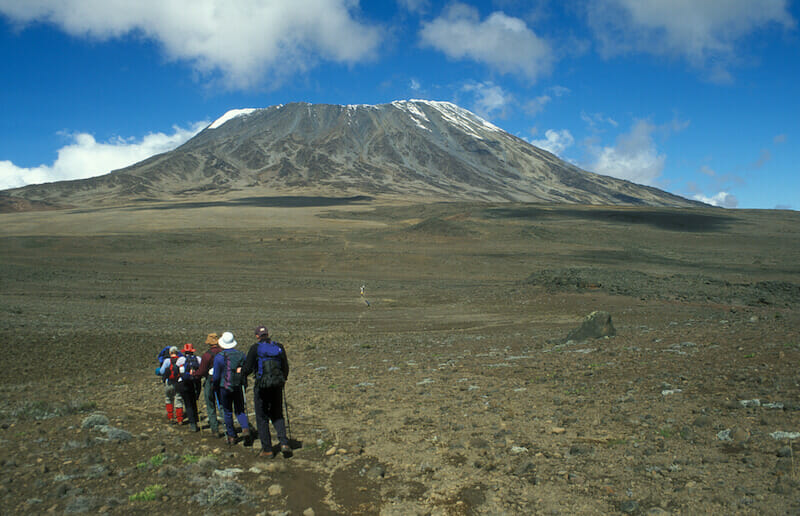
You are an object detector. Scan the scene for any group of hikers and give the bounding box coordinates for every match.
[157,325,292,458]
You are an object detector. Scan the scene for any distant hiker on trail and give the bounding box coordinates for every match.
[361,283,370,307]
[176,343,201,432]
[245,325,291,458]
[212,331,253,446]
[159,346,185,424]
[193,332,223,437]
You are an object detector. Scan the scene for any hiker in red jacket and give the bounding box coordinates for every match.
[193,332,223,437]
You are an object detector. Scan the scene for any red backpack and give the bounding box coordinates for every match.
[163,356,181,384]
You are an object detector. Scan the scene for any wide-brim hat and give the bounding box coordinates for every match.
[219,331,237,349]
[168,346,179,355]
[205,333,219,345]
[183,342,195,353]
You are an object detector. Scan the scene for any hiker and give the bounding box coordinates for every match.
[159,346,185,424]
[176,343,201,432]
[193,332,223,436]
[245,325,291,458]
[212,331,253,446]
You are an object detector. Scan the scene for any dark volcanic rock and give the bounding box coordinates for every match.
[566,311,616,342]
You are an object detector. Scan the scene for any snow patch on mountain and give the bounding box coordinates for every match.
[421,100,502,136]
[208,108,259,129]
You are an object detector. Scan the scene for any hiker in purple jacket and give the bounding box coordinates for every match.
[212,331,253,446]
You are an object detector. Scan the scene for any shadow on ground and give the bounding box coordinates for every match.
[129,195,374,210]
[485,206,734,232]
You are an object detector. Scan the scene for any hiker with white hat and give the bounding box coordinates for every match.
[212,331,253,446]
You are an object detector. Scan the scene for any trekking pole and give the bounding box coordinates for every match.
[283,387,292,441]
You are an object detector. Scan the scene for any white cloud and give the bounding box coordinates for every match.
[530,129,574,156]
[693,191,739,208]
[699,165,716,176]
[525,85,570,115]
[420,3,553,81]
[410,78,422,91]
[0,0,383,90]
[581,111,618,129]
[461,82,514,119]
[586,0,796,80]
[0,122,206,190]
[774,133,787,144]
[586,119,665,185]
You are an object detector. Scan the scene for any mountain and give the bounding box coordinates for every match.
[1,100,700,210]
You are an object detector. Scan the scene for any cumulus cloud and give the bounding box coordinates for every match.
[461,82,514,119]
[586,119,665,185]
[692,191,739,208]
[0,122,206,190]
[420,3,553,81]
[0,0,383,89]
[586,0,796,80]
[530,129,575,156]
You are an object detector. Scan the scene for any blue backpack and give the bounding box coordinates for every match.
[255,341,285,389]
[182,354,199,381]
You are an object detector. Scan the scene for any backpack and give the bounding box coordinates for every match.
[220,350,245,391]
[183,354,199,381]
[156,347,182,375]
[163,356,181,384]
[255,341,285,389]
[157,346,170,364]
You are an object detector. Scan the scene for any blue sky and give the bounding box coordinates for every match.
[1,1,798,209]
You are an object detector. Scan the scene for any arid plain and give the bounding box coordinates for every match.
[1,197,799,515]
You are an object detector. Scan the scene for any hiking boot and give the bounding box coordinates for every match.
[281,444,293,457]
[259,450,274,459]
[190,423,199,432]
[242,428,254,447]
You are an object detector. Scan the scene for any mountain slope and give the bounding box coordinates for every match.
[1,100,700,209]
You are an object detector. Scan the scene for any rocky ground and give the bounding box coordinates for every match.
[1,201,799,515]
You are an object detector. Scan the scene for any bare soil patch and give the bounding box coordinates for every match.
[1,201,799,514]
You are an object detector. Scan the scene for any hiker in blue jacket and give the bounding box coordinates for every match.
[212,331,253,446]
[245,325,291,458]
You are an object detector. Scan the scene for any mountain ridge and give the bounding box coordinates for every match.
[1,100,702,211]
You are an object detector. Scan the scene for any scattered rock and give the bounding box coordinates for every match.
[619,499,639,514]
[80,414,109,430]
[566,311,616,342]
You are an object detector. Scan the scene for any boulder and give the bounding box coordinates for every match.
[566,311,616,342]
